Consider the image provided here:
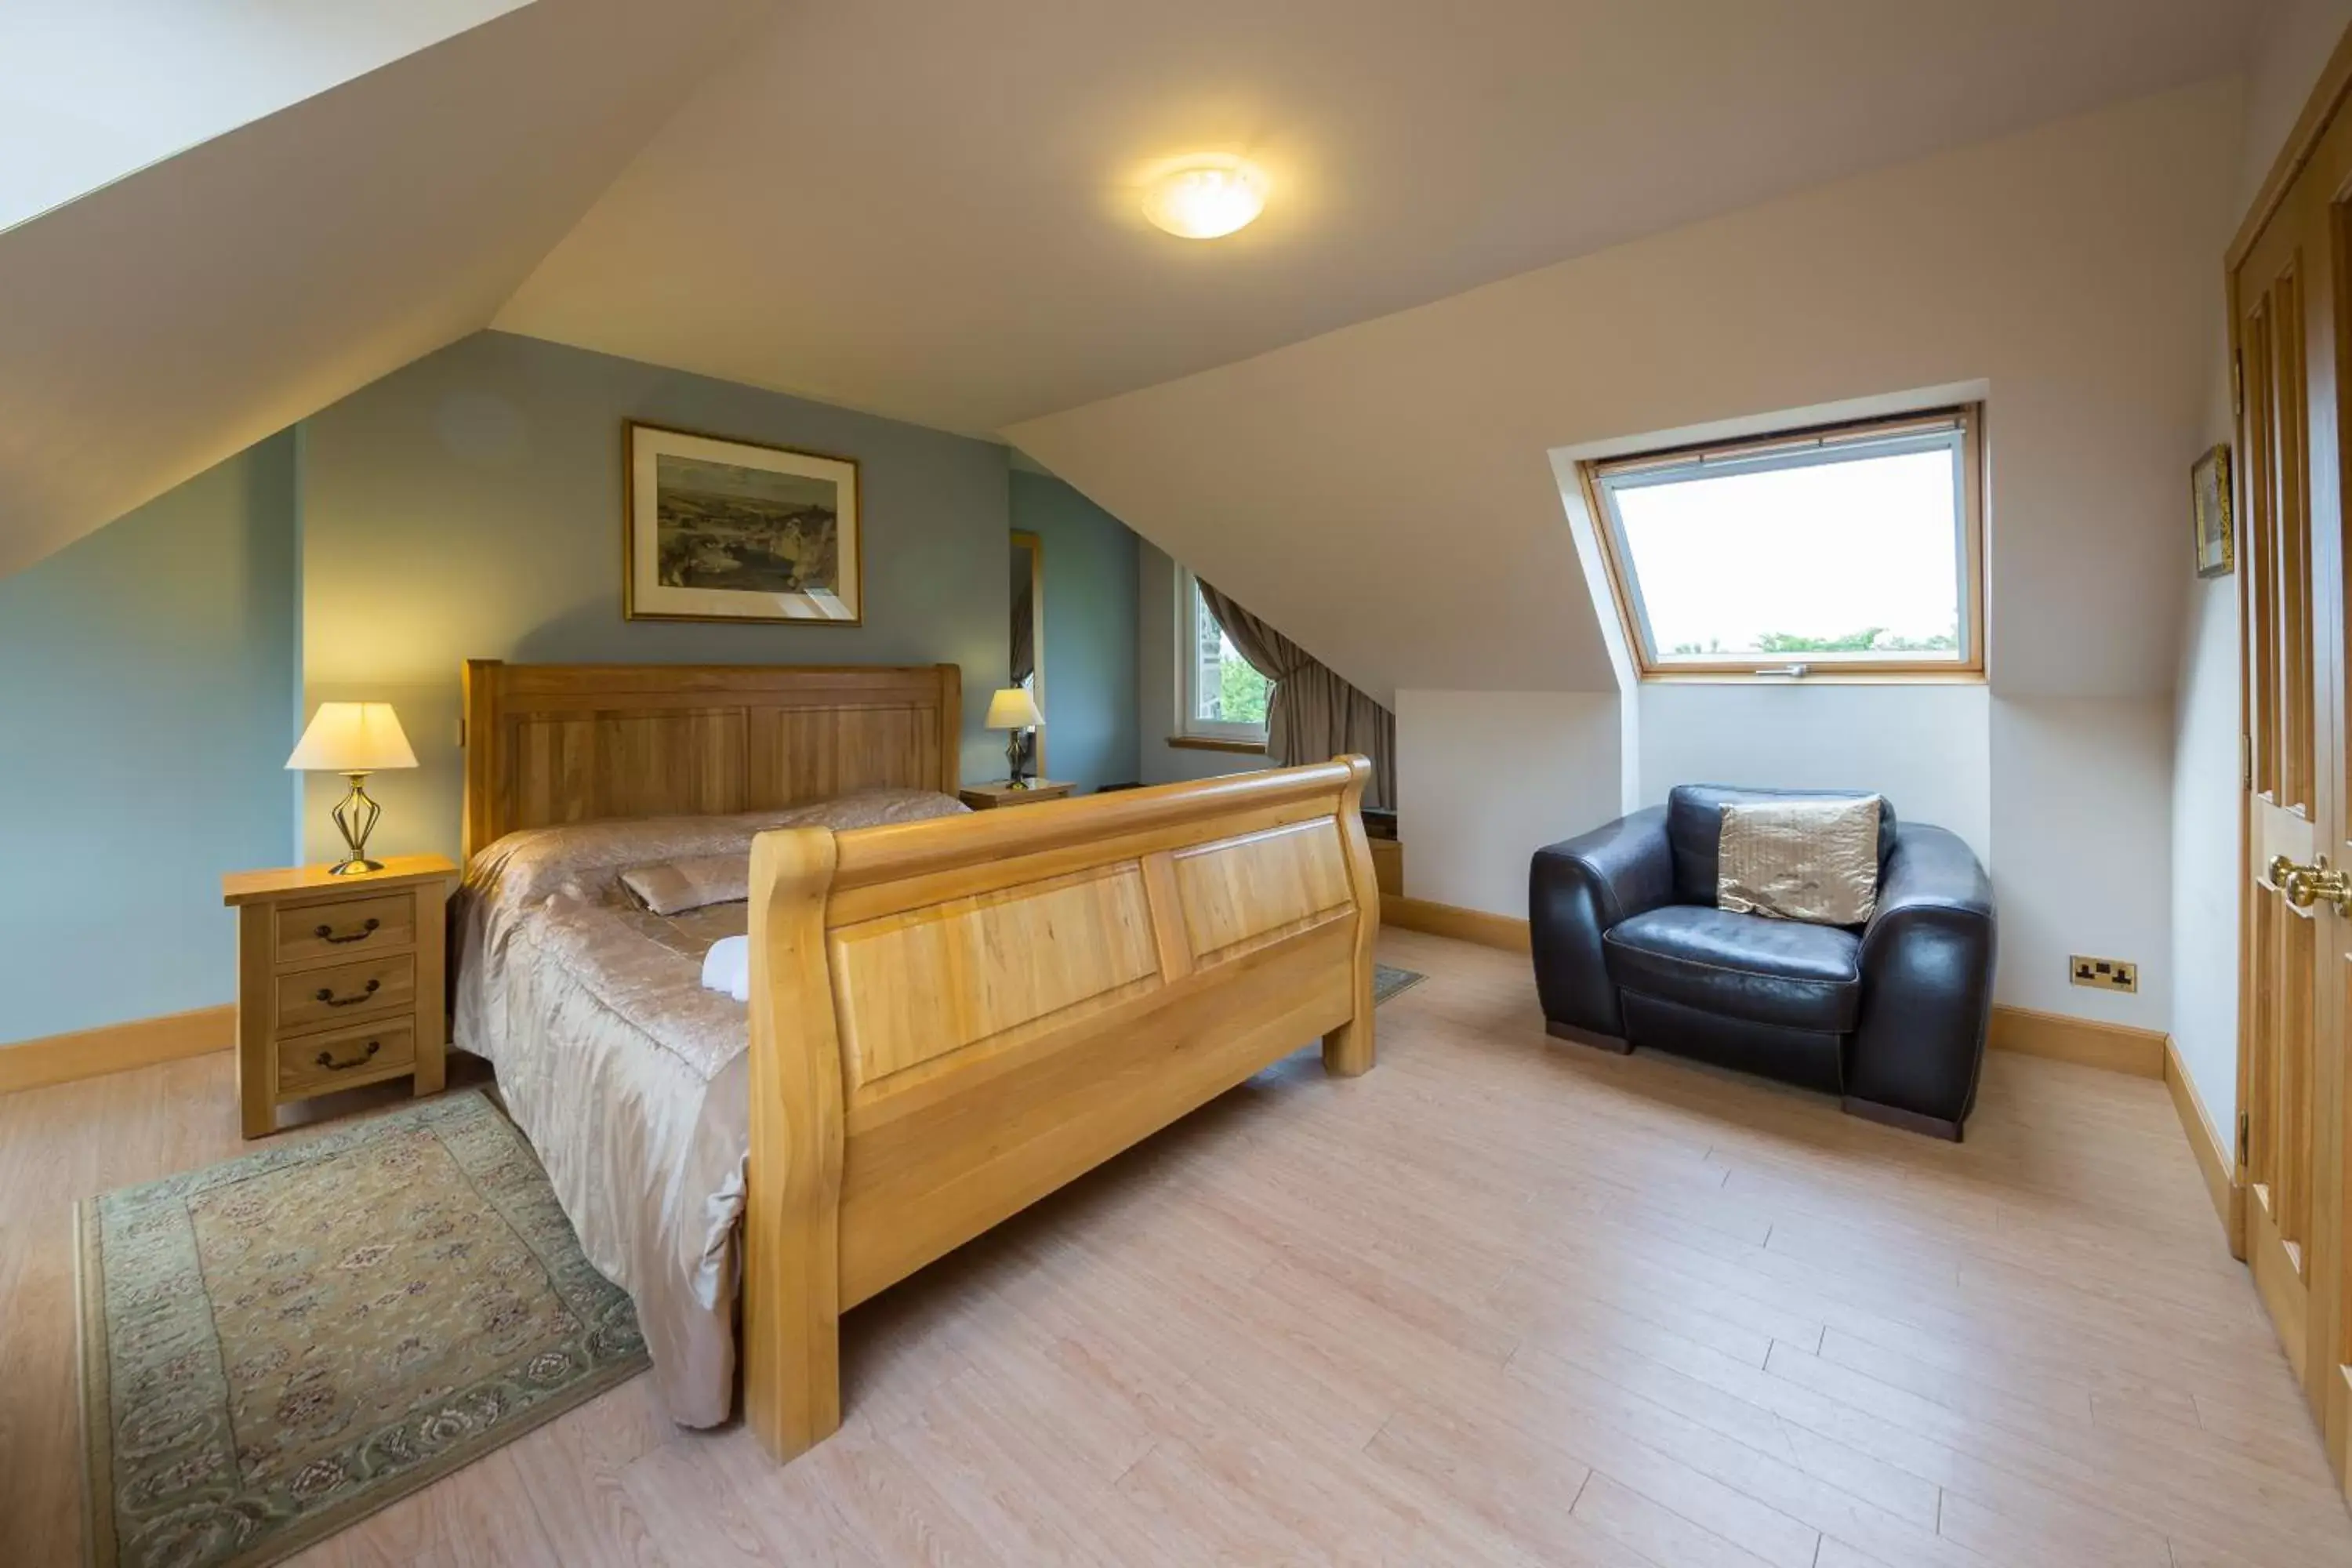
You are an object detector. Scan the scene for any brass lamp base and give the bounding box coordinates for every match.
[328,772,385,876]
[1004,731,1031,789]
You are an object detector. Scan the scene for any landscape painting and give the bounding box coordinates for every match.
[626,423,862,624]
[2190,442,2233,579]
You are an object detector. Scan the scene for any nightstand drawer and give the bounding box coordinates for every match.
[277,1018,416,1097]
[274,953,416,1032]
[227,854,456,1138]
[274,891,416,966]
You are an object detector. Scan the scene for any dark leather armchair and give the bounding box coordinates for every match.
[1529,785,1995,1139]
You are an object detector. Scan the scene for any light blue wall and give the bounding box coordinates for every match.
[0,434,298,1044]
[1010,471,1141,790]
[0,334,1149,1049]
[298,332,1020,862]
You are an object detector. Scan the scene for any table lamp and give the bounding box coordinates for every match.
[286,702,419,874]
[985,687,1045,788]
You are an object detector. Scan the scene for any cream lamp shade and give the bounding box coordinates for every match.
[286,703,417,875]
[985,688,1045,731]
[286,702,419,773]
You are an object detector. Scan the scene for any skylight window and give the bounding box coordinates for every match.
[1583,407,1983,678]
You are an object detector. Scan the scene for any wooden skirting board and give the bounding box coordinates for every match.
[1986,1004,2165,1078]
[2165,1034,2248,1258]
[0,1004,234,1096]
[1380,894,1531,953]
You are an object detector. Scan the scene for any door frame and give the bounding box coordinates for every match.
[2234,18,2352,1232]
[2231,14,2352,1495]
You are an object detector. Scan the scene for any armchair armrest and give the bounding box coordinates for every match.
[1529,807,1674,1040]
[1846,825,1996,1136]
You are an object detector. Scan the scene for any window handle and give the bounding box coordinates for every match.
[1755,664,1809,679]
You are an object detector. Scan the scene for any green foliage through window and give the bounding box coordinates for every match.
[1218,652,1270,724]
[1191,580,1272,730]
[1668,627,1958,656]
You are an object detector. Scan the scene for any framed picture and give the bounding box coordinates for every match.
[2191,443,2234,579]
[625,421,862,624]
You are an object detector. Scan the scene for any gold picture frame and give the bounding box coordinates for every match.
[624,420,864,625]
[2191,443,2234,579]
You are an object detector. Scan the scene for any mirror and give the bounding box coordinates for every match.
[1010,530,1044,779]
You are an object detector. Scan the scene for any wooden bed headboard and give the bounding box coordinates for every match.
[460,661,963,861]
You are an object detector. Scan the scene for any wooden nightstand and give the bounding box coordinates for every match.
[221,855,459,1138]
[958,780,1076,810]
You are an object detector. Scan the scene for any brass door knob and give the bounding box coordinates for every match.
[2270,852,2316,888]
[2278,855,2352,913]
[2291,869,2352,913]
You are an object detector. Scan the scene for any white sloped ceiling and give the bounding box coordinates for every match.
[0,0,535,232]
[0,0,2250,720]
[495,0,2246,437]
[0,0,771,579]
[1003,82,2241,702]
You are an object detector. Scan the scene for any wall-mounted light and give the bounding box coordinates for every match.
[1142,155,1268,239]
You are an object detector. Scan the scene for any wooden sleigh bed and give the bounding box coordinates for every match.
[459,660,1381,1462]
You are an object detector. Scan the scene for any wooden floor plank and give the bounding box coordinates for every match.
[9,930,2350,1565]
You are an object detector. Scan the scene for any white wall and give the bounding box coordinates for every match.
[2172,575,2241,1116]
[1417,677,2179,1036]
[1635,684,1991,865]
[1994,697,2175,1028]
[1136,541,1273,787]
[1633,683,2180,1029]
[1395,690,1620,917]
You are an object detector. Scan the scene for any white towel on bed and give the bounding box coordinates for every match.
[700,934,750,1002]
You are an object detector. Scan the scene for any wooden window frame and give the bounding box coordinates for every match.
[1174,568,1272,744]
[1577,405,1987,682]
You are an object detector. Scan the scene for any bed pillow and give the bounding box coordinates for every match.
[461,789,971,915]
[620,853,749,916]
[1716,795,1882,926]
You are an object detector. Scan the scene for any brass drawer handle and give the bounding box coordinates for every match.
[314,1040,383,1072]
[314,978,382,1008]
[314,917,381,945]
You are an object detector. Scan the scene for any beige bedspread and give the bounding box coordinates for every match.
[448,789,968,1425]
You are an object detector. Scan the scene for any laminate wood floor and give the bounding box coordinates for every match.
[8,930,2350,1566]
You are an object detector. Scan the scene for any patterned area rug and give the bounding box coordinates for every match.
[1374,964,1426,1004]
[78,1089,646,1568]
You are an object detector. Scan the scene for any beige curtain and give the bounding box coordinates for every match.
[1197,580,1396,810]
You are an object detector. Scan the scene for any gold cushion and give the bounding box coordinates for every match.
[1716,796,1882,926]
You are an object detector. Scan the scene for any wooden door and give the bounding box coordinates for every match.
[2234,56,2352,1485]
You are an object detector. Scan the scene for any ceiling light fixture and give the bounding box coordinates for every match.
[1142,155,1267,239]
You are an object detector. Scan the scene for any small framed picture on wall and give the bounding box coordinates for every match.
[624,421,863,624]
[2191,443,2234,579]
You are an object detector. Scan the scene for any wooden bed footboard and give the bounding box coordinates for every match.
[739,757,1381,1461]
